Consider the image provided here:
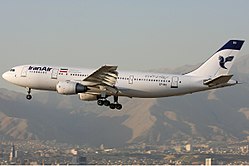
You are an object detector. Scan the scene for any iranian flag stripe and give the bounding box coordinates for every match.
[60,69,68,73]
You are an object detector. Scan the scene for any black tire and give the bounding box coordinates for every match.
[103,100,110,106]
[26,95,32,100]
[97,100,104,106]
[109,103,116,109]
[115,104,122,110]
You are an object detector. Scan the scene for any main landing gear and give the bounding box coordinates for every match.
[26,88,32,100]
[97,95,122,110]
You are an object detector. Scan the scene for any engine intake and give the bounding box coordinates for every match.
[56,81,88,95]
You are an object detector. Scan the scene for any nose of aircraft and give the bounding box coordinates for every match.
[2,72,8,81]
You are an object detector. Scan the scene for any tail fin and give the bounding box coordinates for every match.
[186,40,245,77]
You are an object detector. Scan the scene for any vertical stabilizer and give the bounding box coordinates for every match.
[186,40,244,77]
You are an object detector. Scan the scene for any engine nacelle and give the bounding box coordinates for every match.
[56,81,88,95]
[79,93,98,101]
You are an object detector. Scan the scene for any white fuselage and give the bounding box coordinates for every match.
[1,40,243,110]
[2,64,222,98]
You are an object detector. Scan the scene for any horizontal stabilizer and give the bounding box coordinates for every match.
[204,75,233,87]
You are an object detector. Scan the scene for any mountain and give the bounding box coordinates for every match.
[0,89,132,147]
[0,55,249,147]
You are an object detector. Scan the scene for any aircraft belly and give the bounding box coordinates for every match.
[25,75,57,91]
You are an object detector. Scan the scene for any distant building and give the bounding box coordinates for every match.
[1,145,4,160]
[70,149,78,155]
[30,161,38,165]
[240,145,249,154]
[174,145,181,153]
[78,156,87,165]
[9,144,17,161]
[71,155,87,165]
[185,144,191,152]
[100,144,104,150]
[205,158,212,166]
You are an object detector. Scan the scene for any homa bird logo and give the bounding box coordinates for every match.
[219,56,234,69]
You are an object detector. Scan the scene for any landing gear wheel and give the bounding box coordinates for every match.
[115,103,122,110]
[26,88,32,100]
[109,103,116,109]
[103,100,110,106]
[112,96,123,110]
[97,100,104,106]
[26,94,32,100]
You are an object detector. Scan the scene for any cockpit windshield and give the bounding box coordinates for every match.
[10,69,15,72]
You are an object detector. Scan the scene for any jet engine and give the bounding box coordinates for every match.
[79,93,98,101]
[56,81,88,95]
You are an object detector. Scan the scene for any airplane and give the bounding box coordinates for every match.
[2,40,245,110]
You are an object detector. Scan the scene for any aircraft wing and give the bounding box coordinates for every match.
[204,75,233,87]
[83,65,118,87]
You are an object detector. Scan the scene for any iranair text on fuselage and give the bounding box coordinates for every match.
[28,66,52,72]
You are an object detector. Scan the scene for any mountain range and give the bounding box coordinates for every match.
[0,55,249,147]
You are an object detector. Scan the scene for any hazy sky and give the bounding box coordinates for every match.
[1,0,249,90]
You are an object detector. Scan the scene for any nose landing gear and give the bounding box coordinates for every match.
[26,88,32,100]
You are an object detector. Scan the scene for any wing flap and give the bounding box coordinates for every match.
[204,75,233,87]
[83,65,118,87]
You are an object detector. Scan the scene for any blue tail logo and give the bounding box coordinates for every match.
[219,56,234,69]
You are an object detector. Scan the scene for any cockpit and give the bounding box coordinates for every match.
[3,68,16,82]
